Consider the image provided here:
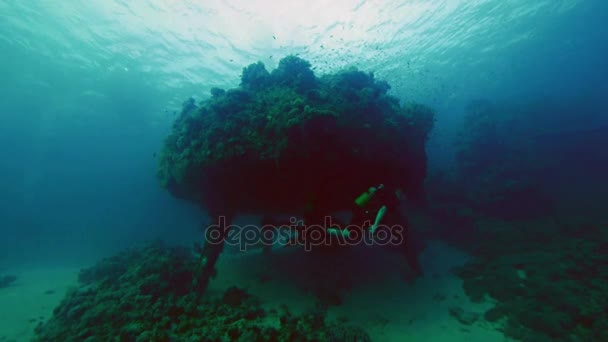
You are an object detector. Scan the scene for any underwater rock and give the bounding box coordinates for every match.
[452,220,608,341]
[157,55,435,214]
[33,242,372,341]
[0,274,16,288]
[483,306,507,322]
[451,98,557,219]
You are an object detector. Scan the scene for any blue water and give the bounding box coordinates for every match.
[1,1,607,341]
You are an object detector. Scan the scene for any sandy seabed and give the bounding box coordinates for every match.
[0,241,511,342]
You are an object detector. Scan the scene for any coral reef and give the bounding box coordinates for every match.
[452,220,608,341]
[33,242,372,341]
[448,99,555,219]
[157,55,434,214]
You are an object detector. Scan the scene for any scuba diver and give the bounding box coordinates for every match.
[266,182,424,278]
[354,184,424,277]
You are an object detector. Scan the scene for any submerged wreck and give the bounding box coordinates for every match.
[158,56,435,291]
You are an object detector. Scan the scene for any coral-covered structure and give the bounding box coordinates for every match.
[157,56,434,215]
[157,56,434,292]
[454,220,608,341]
[452,99,553,219]
[34,243,372,341]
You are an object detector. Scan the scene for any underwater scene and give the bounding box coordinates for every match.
[0,1,607,341]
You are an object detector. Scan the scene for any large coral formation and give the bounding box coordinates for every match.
[425,97,608,341]
[157,56,434,213]
[34,242,372,341]
[453,220,608,341]
[450,99,554,219]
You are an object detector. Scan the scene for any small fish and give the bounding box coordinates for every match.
[272,35,276,40]
[0,274,16,288]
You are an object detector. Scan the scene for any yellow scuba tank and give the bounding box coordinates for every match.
[354,187,376,207]
[354,184,384,207]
